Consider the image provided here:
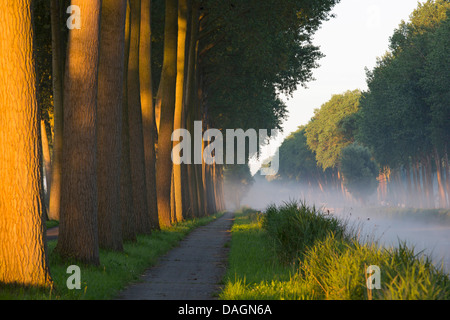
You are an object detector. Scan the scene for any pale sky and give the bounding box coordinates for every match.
[250,0,423,174]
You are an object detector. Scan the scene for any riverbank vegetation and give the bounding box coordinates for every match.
[220,205,450,300]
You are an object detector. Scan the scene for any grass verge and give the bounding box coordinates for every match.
[220,203,450,300]
[0,212,223,300]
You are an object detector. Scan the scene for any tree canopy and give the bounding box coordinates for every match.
[305,90,361,171]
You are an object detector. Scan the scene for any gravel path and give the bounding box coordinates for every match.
[116,212,234,300]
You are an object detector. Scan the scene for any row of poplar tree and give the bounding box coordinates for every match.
[0,0,339,288]
[277,0,450,209]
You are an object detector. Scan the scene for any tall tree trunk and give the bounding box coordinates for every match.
[394,170,405,207]
[412,158,423,208]
[171,173,177,224]
[156,0,178,227]
[97,0,127,251]
[206,162,216,214]
[426,155,435,208]
[121,0,138,242]
[434,148,447,208]
[56,0,102,265]
[41,120,52,212]
[128,0,151,235]
[197,73,208,217]
[184,3,200,218]
[0,0,52,287]
[214,164,224,212]
[445,145,450,208]
[173,0,189,222]
[411,158,419,207]
[416,160,424,208]
[405,161,412,207]
[140,0,160,230]
[422,159,431,208]
[48,0,65,221]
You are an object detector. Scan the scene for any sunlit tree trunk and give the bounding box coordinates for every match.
[156,0,178,227]
[184,3,200,218]
[56,0,102,265]
[414,159,424,208]
[171,173,177,224]
[434,148,447,208]
[48,0,64,221]
[128,0,151,235]
[426,155,435,208]
[121,0,138,242]
[196,71,207,217]
[140,0,160,230]
[411,158,420,208]
[97,0,127,251]
[173,0,189,222]
[0,0,52,287]
[422,159,431,208]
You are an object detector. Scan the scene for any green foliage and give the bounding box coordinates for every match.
[299,236,450,300]
[278,126,324,183]
[200,0,340,138]
[420,15,450,148]
[358,0,450,169]
[221,204,450,300]
[261,200,346,264]
[305,90,361,170]
[339,143,379,202]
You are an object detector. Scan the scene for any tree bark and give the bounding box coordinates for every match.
[173,0,189,222]
[128,0,151,235]
[140,0,160,230]
[434,148,447,208]
[121,0,138,242]
[422,159,431,208]
[184,3,200,218]
[97,0,127,251]
[156,0,178,227]
[426,155,435,208]
[445,145,450,208]
[0,0,52,287]
[56,0,102,265]
[48,0,65,221]
[413,158,423,208]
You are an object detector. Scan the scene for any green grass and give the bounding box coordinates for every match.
[220,203,450,300]
[262,201,348,264]
[45,220,59,230]
[0,213,223,300]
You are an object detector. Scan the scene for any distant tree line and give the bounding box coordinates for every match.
[277,0,450,208]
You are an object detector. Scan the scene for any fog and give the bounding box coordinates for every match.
[232,175,450,274]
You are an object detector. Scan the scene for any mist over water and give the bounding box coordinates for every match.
[234,176,450,274]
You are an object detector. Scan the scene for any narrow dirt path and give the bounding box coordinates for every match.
[116,212,235,300]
